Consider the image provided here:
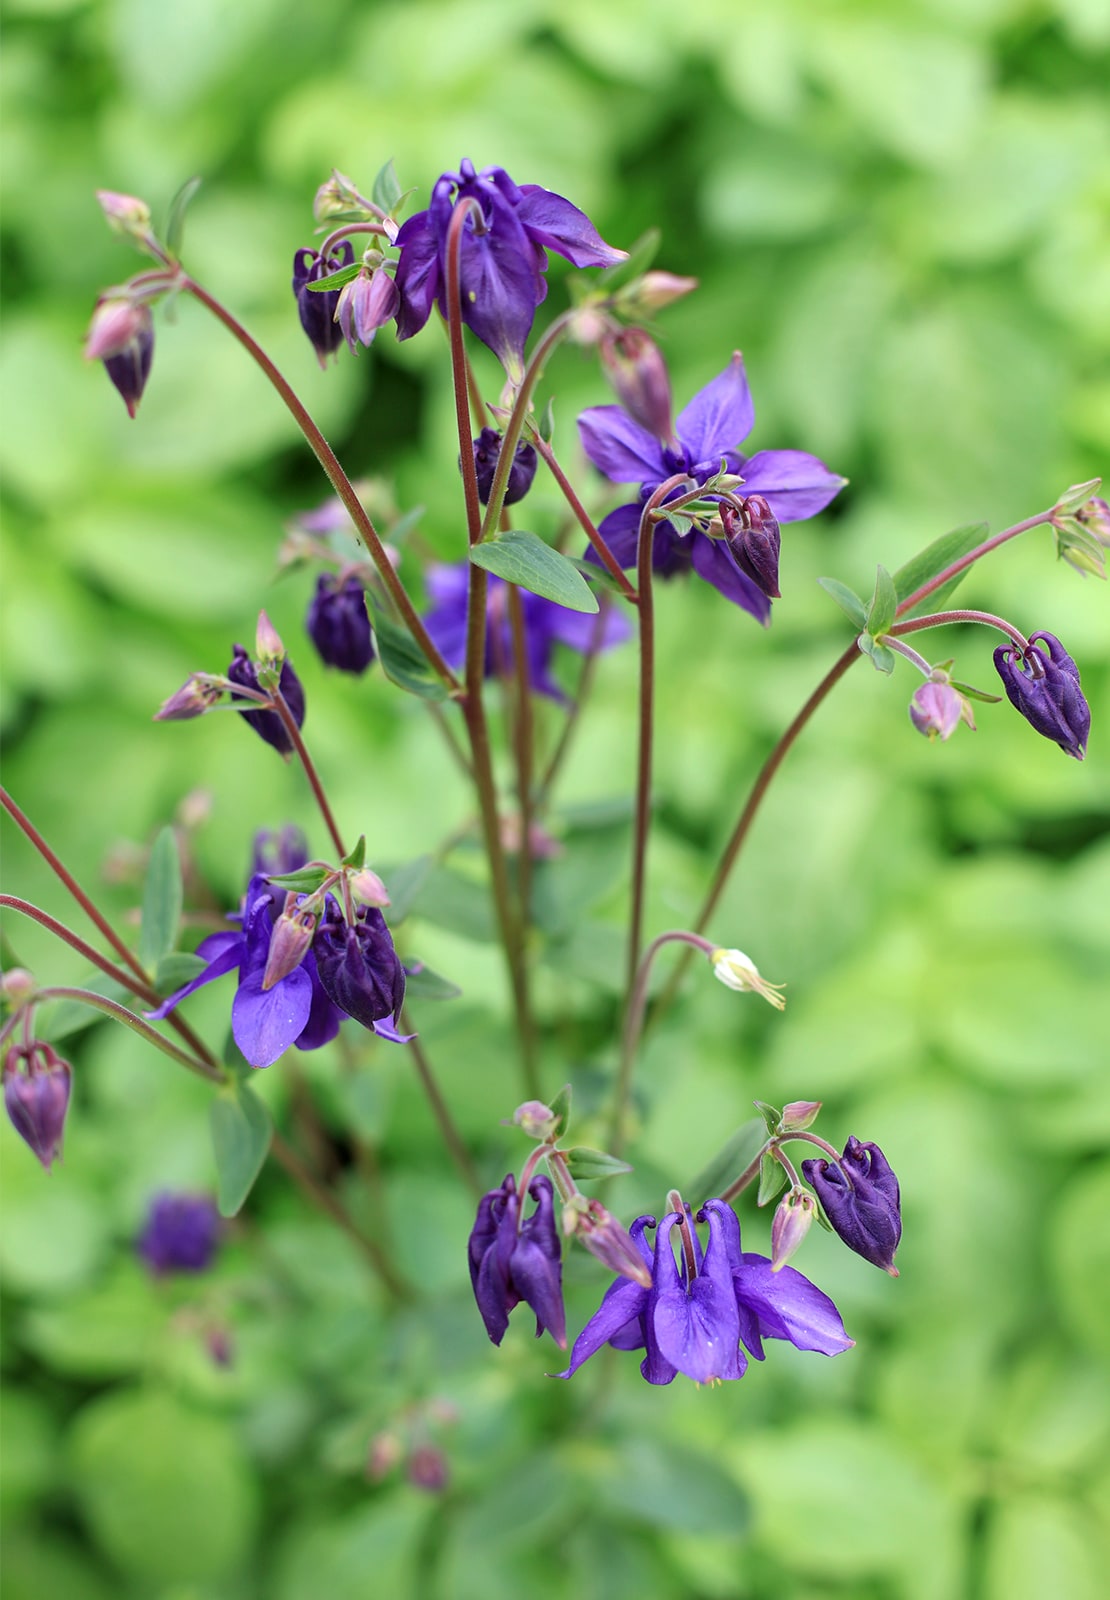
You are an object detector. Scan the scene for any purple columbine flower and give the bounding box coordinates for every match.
[471,428,538,507]
[802,1136,902,1276]
[394,158,626,377]
[312,897,406,1034]
[557,1198,852,1385]
[227,644,306,757]
[578,353,845,623]
[468,1173,566,1349]
[993,631,1090,760]
[138,1192,221,1276]
[3,1041,72,1171]
[421,564,630,702]
[292,242,355,367]
[306,575,375,674]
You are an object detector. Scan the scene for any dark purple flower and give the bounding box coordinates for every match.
[395,158,626,376]
[306,575,375,674]
[468,1173,566,1348]
[993,631,1090,760]
[721,493,781,600]
[138,1192,220,1276]
[578,354,845,622]
[3,1041,72,1171]
[227,644,306,757]
[85,299,154,418]
[557,1198,852,1384]
[802,1136,902,1276]
[422,563,630,702]
[471,428,538,507]
[292,241,355,367]
[312,897,406,1032]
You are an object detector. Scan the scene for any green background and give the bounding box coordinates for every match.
[2,0,1108,1595]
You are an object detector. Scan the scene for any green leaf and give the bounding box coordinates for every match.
[548,1084,572,1140]
[153,952,206,995]
[209,1083,272,1217]
[371,158,402,214]
[865,563,898,637]
[858,633,896,674]
[404,964,462,1001]
[817,576,869,628]
[757,1151,788,1207]
[266,865,332,893]
[563,1146,634,1180]
[405,862,496,943]
[753,1099,782,1136]
[894,521,987,617]
[469,530,600,613]
[538,397,556,444]
[341,835,365,870]
[381,855,433,924]
[164,175,202,260]
[139,827,182,971]
[951,679,1002,704]
[369,603,449,701]
[305,262,362,293]
[687,1118,766,1206]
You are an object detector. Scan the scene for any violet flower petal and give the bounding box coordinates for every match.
[738,450,847,523]
[232,965,314,1069]
[577,406,668,484]
[650,1212,745,1384]
[515,185,628,268]
[675,353,755,463]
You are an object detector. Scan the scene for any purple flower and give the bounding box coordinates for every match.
[85,298,154,418]
[471,428,537,507]
[3,1041,72,1171]
[909,680,965,741]
[292,242,355,367]
[468,1173,566,1348]
[802,1137,902,1276]
[422,563,630,702]
[578,354,845,622]
[138,1192,220,1276]
[557,1198,852,1385]
[993,631,1090,760]
[395,158,625,376]
[306,575,375,674]
[312,898,406,1033]
[227,644,306,757]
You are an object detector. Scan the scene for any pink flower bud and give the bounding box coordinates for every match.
[95,190,152,236]
[350,868,390,908]
[600,327,675,443]
[781,1100,822,1131]
[511,1100,557,1140]
[153,675,223,721]
[616,270,699,315]
[771,1187,817,1272]
[3,1041,72,1171]
[255,610,285,663]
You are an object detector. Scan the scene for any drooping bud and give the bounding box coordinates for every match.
[255,610,285,665]
[3,1041,72,1171]
[710,948,786,1010]
[85,297,153,418]
[993,631,1090,760]
[780,1100,822,1131]
[407,1445,449,1493]
[349,868,390,908]
[0,969,37,1006]
[722,495,781,600]
[335,259,400,351]
[227,644,306,757]
[802,1136,901,1276]
[599,327,674,443]
[614,270,699,317]
[137,1192,221,1276]
[470,428,538,507]
[292,242,355,367]
[570,1197,653,1288]
[305,575,375,674]
[312,899,405,1030]
[153,674,224,721]
[909,679,966,741]
[511,1100,558,1141]
[771,1187,817,1271]
[261,894,318,990]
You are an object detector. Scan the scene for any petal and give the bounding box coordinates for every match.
[393,212,441,342]
[232,966,314,1069]
[676,354,754,462]
[455,194,543,377]
[577,406,667,485]
[736,1253,855,1357]
[650,1213,744,1384]
[553,1272,649,1377]
[515,185,627,268]
[535,592,633,654]
[583,501,642,569]
[293,954,343,1052]
[145,931,243,1020]
[738,450,847,523]
[690,532,773,623]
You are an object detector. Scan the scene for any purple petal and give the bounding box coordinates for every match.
[534,593,633,654]
[583,502,642,569]
[577,406,667,485]
[650,1213,745,1384]
[293,955,344,1053]
[738,450,847,523]
[690,532,772,623]
[145,931,243,1020]
[232,966,314,1069]
[676,354,754,463]
[393,211,441,342]
[736,1253,855,1357]
[454,194,543,377]
[372,1016,416,1043]
[553,1273,648,1378]
[515,185,627,269]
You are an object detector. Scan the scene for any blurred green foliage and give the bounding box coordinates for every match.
[2,0,1108,1596]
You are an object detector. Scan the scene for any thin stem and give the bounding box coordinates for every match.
[403,1019,482,1198]
[7,987,224,1083]
[0,896,153,1002]
[895,509,1055,617]
[316,221,391,258]
[508,584,535,928]
[271,689,346,858]
[882,636,934,676]
[444,198,485,547]
[478,311,576,542]
[890,609,1030,652]
[773,1146,803,1190]
[717,1141,773,1207]
[534,600,610,807]
[531,436,639,602]
[182,277,459,692]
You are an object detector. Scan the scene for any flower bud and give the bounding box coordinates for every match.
[227,644,306,757]
[614,270,699,316]
[721,495,781,599]
[512,1100,558,1140]
[470,428,538,507]
[570,1198,653,1288]
[255,610,285,664]
[407,1445,449,1493]
[1077,496,1110,545]
[153,674,223,721]
[3,1041,72,1171]
[771,1187,817,1271]
[366,1431,404,1481]
[262,895,318,990]
[292,242,355,367]
[313,170,365,225]
[335,261,400,351]
[85,298,153,418]
[802,1136,901,1276]
[95,190,153,238]
[0,969,37,1005]
[306,575,375,674]
[993,631,1090,760]
[710,948,786,1010]
[781,1100,822,1131]
[599,327,674,443]
[909,679,965,741]
[349,868,390,908]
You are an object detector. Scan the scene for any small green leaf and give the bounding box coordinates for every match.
[757,1152,789,1207]
[563,1146,634,1180]
[139,828,182,972]
[266,865,332,893]
[865,564,898,637]
[753,1100,782,1136]
[341,835,366,870]
[688,1118,767,1206]
[403,964,462,1001]
[164,175,202,260]
[371,158,402,214]
[369,603,449,701]
[894,521,987,617]
[469,531,600,614]
[305,262,362,293]
[951,679,1002,704]
[209,1084,272,1217]
[153,952,206,995]
[539,398,556,444]
[817,576,869,628]
[858,633,896,674]
[548,1084,572,1140]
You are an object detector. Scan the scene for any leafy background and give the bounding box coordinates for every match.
[2,0,1109,1595]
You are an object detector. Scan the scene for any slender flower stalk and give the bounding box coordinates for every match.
[890,609,1031,651]
[0,987,223,1083]
[532,435,639,601]
[270,688,347,859]
[0,895,156,1003]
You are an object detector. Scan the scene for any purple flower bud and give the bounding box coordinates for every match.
[780,1100,822,1131]
[3,1041,72,1171]
[993,631,1090,760]
[85,298,153,418]
[138,1192,221,1276]
[572,1198,653,1287]
[471,428,538,507]
[909,680,964,741]
[227,644,305,757]
[468,1173,566,1348]
[802,1136,901,1275]
[335,262,400,351]
[722,495,781,600]
[614,270,699,316]
[312,898,405,1031]
[599,327,675,444]
[153,674,223,721]
[292,242,355,367]
[770,1187,817,1271]
[306,575,375,674]
[1077,496,1110,545]
[406,1445,449,1493]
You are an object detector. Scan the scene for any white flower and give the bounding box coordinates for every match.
[710,948,786,1010]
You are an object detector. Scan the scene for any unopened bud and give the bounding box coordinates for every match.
[3,1041,72,1171]
[313,170,366,225]
[1055,477,1103,516]
[710,948,786,1010]
[1,969,37,1006]
[1077,496,1110,545]
[572,1198,653,1287]
[206,1326,234,1368]
[614,270,699,317]
[261,896,317,990]
[771,1187,817,1271]
[350,868,390,908]
[721,495,781,599]
[512,1100,558,1140]
[255,610,285,664]
[407,1444,449,1493]
[176,789,214,830]
[781,1100,822,1131]
[96,190,153,238]
[599,327,674,443]
[366,1431,404,1481]
[153,674,223,722]
[85,297,153,418]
